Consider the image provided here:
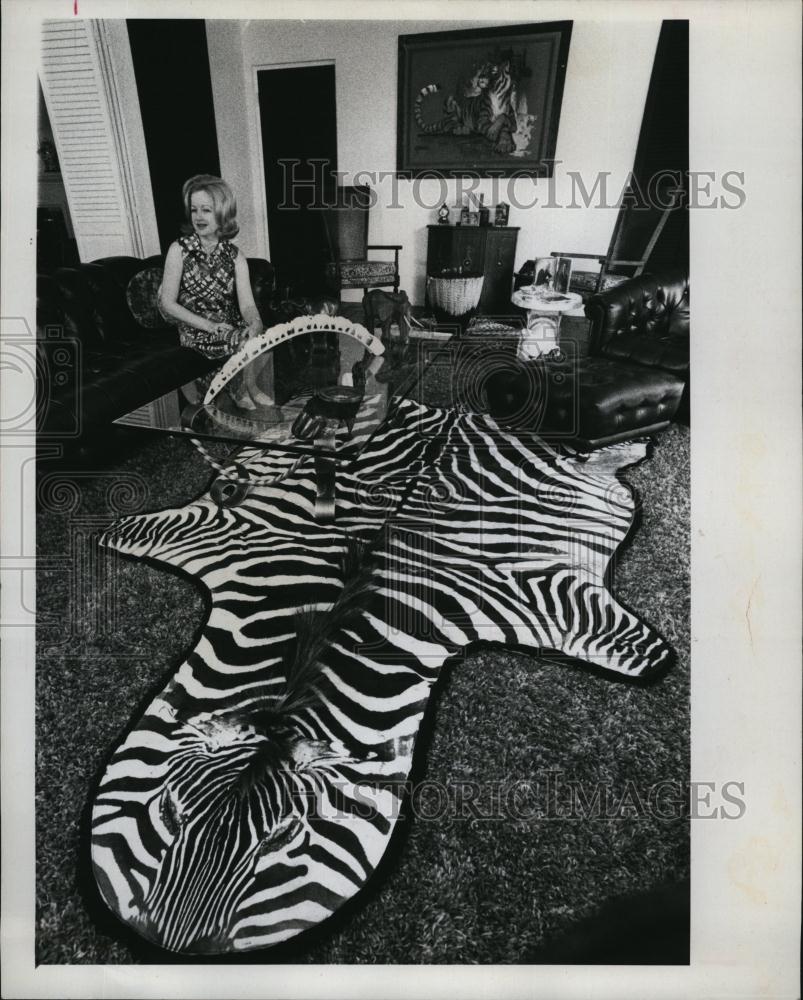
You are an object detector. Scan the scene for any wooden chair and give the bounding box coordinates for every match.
[322,186,401,297]
[552,184,685,299]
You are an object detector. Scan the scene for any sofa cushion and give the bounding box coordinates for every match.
[484,354,684,449]
[126,266,171,329]
[542,356,685,444]
[247,259,277,319]
[50,267,103,350]
[326,260,397,288]
[594,332,688,375]
[82,261,153,343]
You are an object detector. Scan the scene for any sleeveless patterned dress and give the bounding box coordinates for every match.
[176,233,245,360]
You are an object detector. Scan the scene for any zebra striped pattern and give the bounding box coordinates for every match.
[91,398,672,954]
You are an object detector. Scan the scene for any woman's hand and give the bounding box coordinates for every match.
[229,324,262,351]
[230,325,261,351]
[212,321,235,340]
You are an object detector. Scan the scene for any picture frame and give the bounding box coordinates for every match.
[397,21,573,178]
[531,255,573,294]
[553,255,573,293]
[494,202,510,226]
[532,256,554,288]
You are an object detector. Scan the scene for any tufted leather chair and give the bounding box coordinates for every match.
[586,269,689,376]
[37,254,275,443]
[535,270,690,449]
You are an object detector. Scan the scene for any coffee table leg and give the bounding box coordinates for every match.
[312,430,339,523]
[314,452,336,522]
[519,310,560,360]
[209,463,252,508]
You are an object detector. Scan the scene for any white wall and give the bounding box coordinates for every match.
[209,18,660,303]
[206,20,265,260]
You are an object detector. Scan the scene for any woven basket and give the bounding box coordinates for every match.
[427,275,484,316]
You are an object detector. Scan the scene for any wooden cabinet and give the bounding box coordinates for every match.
[426,225,519,315]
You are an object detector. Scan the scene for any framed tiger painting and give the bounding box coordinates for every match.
[397,21,573,178]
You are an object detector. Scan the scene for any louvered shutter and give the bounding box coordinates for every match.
[40,19,159,262]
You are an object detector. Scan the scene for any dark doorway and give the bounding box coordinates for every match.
[127,19,220,252]
[257,64,338,297]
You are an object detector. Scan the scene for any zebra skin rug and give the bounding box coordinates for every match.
[91,397,673,955]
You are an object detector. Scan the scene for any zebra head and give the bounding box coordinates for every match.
[92,697,393,954]
[128,786,307,954]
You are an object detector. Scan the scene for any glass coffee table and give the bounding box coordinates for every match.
[114,318,429,522]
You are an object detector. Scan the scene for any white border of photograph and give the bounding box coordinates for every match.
[2,0,800,997]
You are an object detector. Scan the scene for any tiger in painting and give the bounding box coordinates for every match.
[413,60,518,155]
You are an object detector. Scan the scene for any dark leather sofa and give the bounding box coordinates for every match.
[37,254,275,444]
[542,269,690,449]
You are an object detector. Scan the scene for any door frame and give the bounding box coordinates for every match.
[251,59,337,263]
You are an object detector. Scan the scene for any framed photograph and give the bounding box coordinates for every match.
[553,255,573,293]
[529,255,573,294]
[397,21,572,177]
[533,256,556,287]
[494,202,510,226]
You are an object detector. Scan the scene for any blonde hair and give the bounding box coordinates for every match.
[182,174,239,239]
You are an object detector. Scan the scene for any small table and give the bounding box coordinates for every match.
[114,327,427,522]
[511,287,583,360]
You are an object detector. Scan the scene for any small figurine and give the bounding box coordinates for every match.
[478,193,490,227]
[495,202,510,226]
[437,203,450,225]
